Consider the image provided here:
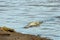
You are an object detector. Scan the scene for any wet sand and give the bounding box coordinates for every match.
[0,27,51,40]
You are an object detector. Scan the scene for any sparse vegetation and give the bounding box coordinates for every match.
[0,26,15,32]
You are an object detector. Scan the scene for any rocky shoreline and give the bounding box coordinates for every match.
[0,27,51,40]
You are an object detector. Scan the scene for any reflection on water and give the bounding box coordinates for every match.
[0,0,60,40]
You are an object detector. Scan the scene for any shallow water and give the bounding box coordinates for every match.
[0,0,60,40]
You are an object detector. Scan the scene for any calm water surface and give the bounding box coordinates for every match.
[0,0,60,40]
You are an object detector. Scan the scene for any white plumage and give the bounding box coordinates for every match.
[24,21,43,28]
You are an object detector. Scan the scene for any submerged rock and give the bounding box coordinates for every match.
[0,27,51,40]
[55,16,60,18]
[24,21,43,28]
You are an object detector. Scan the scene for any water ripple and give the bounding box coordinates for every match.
[0,0,60,40]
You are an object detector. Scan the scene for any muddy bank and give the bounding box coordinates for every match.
[0,27,51,40]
